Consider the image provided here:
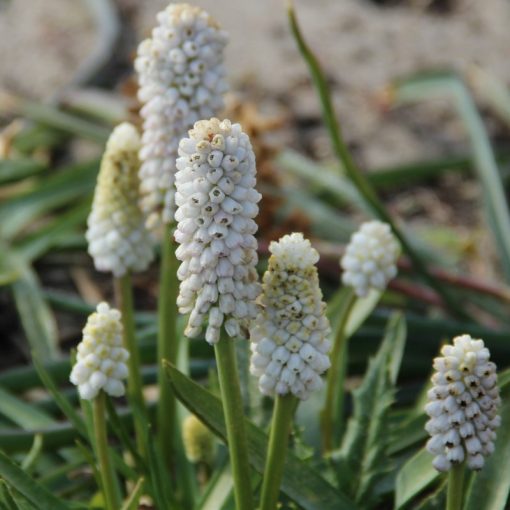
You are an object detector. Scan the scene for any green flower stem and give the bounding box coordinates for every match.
[157,224,180,471]
[214,332,254,510]
[259,394,297,510]
[114,273,147,460]
[321,290,356,453]
[446,462,465,510]
[287,2,469,321]
[93,392,121,510]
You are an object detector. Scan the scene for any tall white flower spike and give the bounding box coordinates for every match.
[425,335,501,472]
[70,303,130,401]
[135,3,228,229]
[86,123,154,277]
[174,118,261,345]
[341,220,400,297]
[249,233,331,400]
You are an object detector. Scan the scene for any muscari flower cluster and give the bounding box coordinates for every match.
[174,118,261,344]
[70,303,129,401]
[249,233,331,400]
[425,335,501,472]
[135,3,228,228]
[86,123,154,277]
[340,220,400,297]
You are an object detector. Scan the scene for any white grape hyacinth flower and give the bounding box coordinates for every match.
[86,123,154,278]
[135,3,228,229]
[174,118,261,345]
[70,303,130,400]
[425,335,501,472]
[249,233,331,400]
[340,220,400,297]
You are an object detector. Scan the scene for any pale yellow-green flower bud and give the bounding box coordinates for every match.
[86,122,154,277]
[250,233,331,400]
[182,414,216,464]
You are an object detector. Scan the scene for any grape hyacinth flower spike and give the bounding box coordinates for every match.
[174,117,261,345]
[70,303,127,510]
[70,302,129,401]
[252,233,331,510]
[135,3,228,228]
[86,122,154,277]
[425,334,501,472]
[341,220,400,297]
[250,233,331,401]
[85,122,152,458]
[174,117,260,509]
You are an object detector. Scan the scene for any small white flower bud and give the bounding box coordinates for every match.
[340,220,400,297]
[425,334,501,472]
[135,3,228,228]
[174,118,261,344]
[249,233,331,400]
[70,303,130,400]
[86,123,154,277]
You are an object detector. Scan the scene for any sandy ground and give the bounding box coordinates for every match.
[1,0,510,168]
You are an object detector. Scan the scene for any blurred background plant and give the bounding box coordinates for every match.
[2,0,510,509]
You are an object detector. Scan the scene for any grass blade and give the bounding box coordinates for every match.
[32,356,87,437]
[393,72,510,281]
[0,92,110,143]
[0,160,97,240]
[0,450,69,510]
[1,247,59,360]
[0,159,46,185]
[120,477,145,510]
[287,2,466,319]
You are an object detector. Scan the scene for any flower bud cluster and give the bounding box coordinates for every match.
[174,118,261,344]
[425,335,501,472]
[182,414,216,464]
[340,220,400,297]
[250,233,331,400]
[70,303,129,400]
[135,3,228,228]
[86,123,154,277]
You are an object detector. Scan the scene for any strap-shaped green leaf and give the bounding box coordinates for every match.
[0,450,69,510]
[395,449,438,509]
[164,361,357,510]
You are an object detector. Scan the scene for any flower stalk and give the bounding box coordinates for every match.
[259,394,297,510]
[93,392,121,510]
[214,331,254,510]
[446,462,465,510]
[113,274,147,460]
[250,233,331,508]
[320,289,356,452]
[157,224,180,471]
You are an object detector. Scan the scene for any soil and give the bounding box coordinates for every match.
[2,0,510,168]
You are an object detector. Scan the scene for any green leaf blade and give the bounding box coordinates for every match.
[164,361,357,510]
